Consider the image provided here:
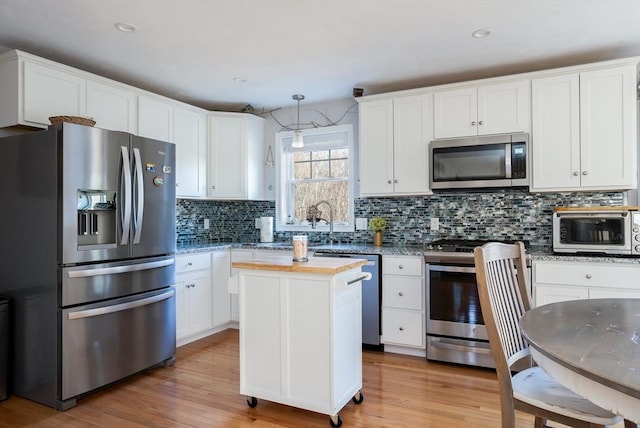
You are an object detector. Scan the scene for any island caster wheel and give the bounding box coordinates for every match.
[247,396,258,408]
[352,391,364,404]
[329,415,342,428]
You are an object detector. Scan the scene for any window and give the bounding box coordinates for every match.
[275,124,354,232]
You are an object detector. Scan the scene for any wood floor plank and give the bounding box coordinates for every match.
[0,329,544,427]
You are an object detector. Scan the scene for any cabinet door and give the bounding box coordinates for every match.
[212,251,231,327]
[23,61,86,125]
[86,80,136,133]
[531,74,581,190]
[186,271,213,335]
[433,87,477,138]
[138,95,173,142]
[477,80,530,135]
[534,285,589,307]
[589,288,640,299]
[174,280,188,340]
[358,99,394,195]
[208,115,246,198]
[579,65,637,190]
[174,106,206,197]
[393,94,432,194]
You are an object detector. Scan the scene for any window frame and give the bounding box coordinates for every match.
[275,124,355,233]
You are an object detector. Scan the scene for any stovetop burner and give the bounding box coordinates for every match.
[427,239,530,253]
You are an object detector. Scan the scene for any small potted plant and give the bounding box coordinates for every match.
[369,216,388,246]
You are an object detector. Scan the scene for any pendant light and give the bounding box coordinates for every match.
[291,94,305,148]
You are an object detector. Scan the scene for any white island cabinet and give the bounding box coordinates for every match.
[233,256,369,427]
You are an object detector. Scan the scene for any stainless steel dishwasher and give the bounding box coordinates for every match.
[314,252,382,350]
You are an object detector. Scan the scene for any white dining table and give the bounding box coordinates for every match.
[520,298,640,426]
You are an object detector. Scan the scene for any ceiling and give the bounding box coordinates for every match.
[1,0,639,112]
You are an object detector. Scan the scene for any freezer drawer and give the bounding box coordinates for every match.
[61,287,176,401]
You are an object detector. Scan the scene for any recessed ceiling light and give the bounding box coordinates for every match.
[472,28,492,38]
[115,22,137,33]
[232,77,247,83]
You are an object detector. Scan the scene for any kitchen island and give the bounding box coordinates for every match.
[232,255,369,427]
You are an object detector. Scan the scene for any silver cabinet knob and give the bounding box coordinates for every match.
[394,179,398,183]
[187,262,193,266]
[399,326,404,331]
[586,274,592,279]
[398,291,404,297]
[176,182,179,187]
[387,180,392,184]
[211,185,216,189]
[582,171,588,175]
[478,120,484,125]
[573,171,579,176]
[471,121,477,126]
[398,265,404,269]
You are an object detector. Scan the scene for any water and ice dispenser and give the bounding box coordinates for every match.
[77,190,117,248]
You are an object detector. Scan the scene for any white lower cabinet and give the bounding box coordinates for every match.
[175,250,234,346]
[532,260,640,306]
[175,252,213,343]
[212,250,231,327]
[381,255,425,351]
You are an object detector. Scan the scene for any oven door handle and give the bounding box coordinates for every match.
[429,264,476,274]
[429,337,491,354]
[67,289,174,320]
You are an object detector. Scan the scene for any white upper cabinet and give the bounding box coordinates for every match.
[137,95,174,142]
[359,93,433,196]
[86,79,136,133]
[531,64,637,191]
[0,50,135,131]
[208,113,265,200]
[174,106,206,198]
[434,80,530,139]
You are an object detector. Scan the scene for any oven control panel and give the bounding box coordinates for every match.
[633,212,640,255]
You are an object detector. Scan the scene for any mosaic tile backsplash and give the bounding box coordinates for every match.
[176,191,625,248]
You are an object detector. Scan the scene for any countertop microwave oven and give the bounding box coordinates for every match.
[430,133,529,190]
[552,207,640,256]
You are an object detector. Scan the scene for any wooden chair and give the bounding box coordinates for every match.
[473,242,622,428]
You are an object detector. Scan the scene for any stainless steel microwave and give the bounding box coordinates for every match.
[553,207,640,256]
[430,133,529,190]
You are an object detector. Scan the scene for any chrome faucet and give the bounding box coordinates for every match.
[307,200,335,244]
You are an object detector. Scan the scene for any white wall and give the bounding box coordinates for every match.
[261,97,359,200]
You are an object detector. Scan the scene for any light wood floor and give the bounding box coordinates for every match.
[0,329,540,427]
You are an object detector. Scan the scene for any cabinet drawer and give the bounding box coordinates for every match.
[534,261,640,290]
[382,308,424,348]
[383,276,423,310]
[383,256,423,276]
[175,252,211,273]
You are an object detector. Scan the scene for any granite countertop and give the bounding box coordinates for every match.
[232,255,368,274]
[177,241,640,264]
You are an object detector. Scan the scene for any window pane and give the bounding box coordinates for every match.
[293,181,349,222]
[294,161,310,179]
[294,151,310,161]
[331,149,348,159]
[331,159,348,177]
[313,160,330,179]
[312,150,329,160]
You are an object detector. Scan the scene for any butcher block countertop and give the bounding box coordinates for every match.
[232,255,367,275]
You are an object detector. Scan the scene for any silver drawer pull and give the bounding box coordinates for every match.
[399,327,404,331]
[586,274,592,279]
[398,265,404,269]
[398,291,404,297]
[187,262,193,266]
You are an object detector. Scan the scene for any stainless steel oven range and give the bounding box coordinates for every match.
[424,239,531,369]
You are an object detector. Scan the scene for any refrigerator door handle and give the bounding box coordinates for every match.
[67,288,174,320]
[67,258,175,279]
[132,147,144,244]
[120,146,132,245]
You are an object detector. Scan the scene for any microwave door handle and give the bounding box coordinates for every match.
[505,143,512,179]
[119,146,132,245]
[132,147,144,244]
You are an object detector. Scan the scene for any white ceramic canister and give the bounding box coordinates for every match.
[260,217,273,243]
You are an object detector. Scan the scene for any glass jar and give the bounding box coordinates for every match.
[292,235,308,262]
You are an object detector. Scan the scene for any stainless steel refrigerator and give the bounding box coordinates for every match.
[0,123,176,410]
